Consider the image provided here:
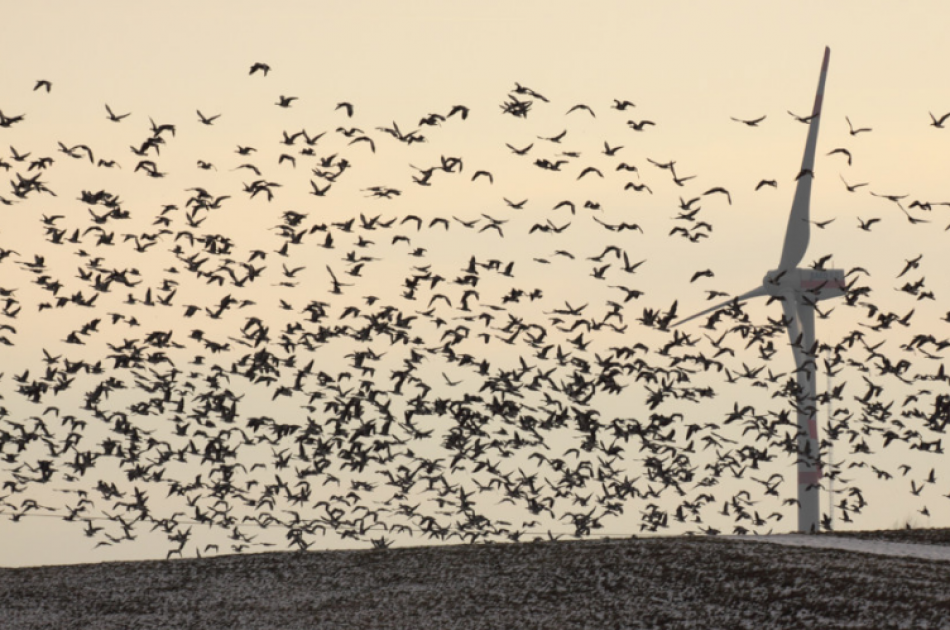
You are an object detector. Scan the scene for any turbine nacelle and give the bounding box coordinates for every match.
[763,268,846,302]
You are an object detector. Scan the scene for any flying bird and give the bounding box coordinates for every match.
[537,129,567,143]
[624,182,652,194]
[447,104,470,119]
[627,119,655,131]
[703,187,731,205]
[929,111,950,128]
[577,166,603,180]
[348,136,375,152]
[602,142,623,156]
[826,148,852,165]
[788,110,816,124]
[840,175,867,192]
[336,102,354,117]
[566,104,595,117]
[731,115,766,126]
[846,116,871,135]
[897,254,923,278]
[857,217,880,232]
[197,110,221,125]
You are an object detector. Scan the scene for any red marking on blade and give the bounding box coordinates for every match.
[808,417,818,439]
[799,469,822,485]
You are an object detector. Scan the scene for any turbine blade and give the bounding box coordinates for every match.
[672,285,768,327]
[777,46,830,272]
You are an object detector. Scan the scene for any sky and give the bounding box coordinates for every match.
[1,1,949,567]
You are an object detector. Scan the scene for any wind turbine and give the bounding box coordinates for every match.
[674,47,845,533]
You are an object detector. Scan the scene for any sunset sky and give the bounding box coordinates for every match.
[2,1,949,567]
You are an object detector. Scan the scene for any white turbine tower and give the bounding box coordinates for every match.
[674,47,844,533]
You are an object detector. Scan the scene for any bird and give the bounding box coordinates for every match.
[788,110,816,123]
[731,115,766,127]
[897,254,923,278]
[624,182,652,194]
[512,82,548,102]
[577,167,603,180]
[336,102,354,118]
[857,217,880,232]
[249,62,271,75]
[846,116,871,135]
[33,79,52,93]
[310,181,331,196]
[566,104,595,117]
[537,130,567,143]
[703,187,731,205]
[348,136,375,152]
[755,179,777,191]
[627,120,655,131]
[871,191,908,205]
[276,95,298,108]
[826,148,852,165]
[447,104,469,119]
[9,146,31,162]
[326,266,351,294]
[928,111,950,128]
[601,142,623,157]
[197,110,221,125]
[840,175,868,192]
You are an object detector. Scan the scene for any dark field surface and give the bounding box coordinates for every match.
[3,532,950,629]
[821,526,950,546]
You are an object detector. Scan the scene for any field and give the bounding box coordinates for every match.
[3,530,950,629]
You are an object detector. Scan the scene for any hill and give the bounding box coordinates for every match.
[3,532,950,629]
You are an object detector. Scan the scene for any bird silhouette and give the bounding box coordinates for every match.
[846,116,872,135]
[731,115,766,126]
[928,111,950,128]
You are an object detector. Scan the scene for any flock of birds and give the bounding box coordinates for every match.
[1,62,949,560]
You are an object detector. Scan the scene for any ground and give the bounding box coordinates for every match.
[2,530,950,629]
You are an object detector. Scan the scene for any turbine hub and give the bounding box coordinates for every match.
[763,268,846,300]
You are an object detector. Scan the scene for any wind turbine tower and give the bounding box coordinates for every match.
[675,47,844,533]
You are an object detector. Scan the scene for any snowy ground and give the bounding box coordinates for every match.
[740,532,950,562]
[2,531,950,629]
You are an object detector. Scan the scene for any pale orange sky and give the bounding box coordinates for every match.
[2,1,949,567]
